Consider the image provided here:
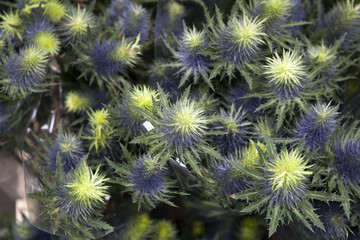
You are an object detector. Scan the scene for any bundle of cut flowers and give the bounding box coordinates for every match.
[1,0,360,239]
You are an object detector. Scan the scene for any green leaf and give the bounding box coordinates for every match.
[338,180,351,219]
[291,207,313,232]
[307,190,344,202]
[231,190,259,200]
[268,204,282,237]
[241,196,270,213]
[300,201,325,231]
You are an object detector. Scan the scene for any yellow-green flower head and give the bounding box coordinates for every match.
[111,36,142,69]
[237,217,264,240]
[153,220,177,240]
[264,49,307,99]
[43,0,66,22]
[88,109,110,128]
[254,118,274,139]
[159,97,209,150]
[339,0,360,23]
[56,159,108,219]
[168,1,185,23]
[261,0,292,23]
[0,9,23,39]
[307,44,336,64]
[181,27,206,52]
[63,6,94,42]
[33,30,60,55]
[241,140,267,169]
[126,214,153,240]
[267,149,312,206]
[129,85,159,112]
[21,44,48,73]
[65,92,91,113]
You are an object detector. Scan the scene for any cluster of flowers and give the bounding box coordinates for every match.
[1,0,360,239]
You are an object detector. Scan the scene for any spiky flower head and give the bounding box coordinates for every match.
[129,85,159,112]
[308,44,336,64]
[331,136,360,185]
[125,155,171,208]
[296,103,339,149]
[111,36,142,70]
[0,9,23,39]
[212,158,248,197]
[159,96,209,151]
[154,1,185,37]
[56,159,108,219]
[153,220,177,240]
[264,49,307,99]
[226,82,262,114]
[267,149,312,207]
[47,132,84,174]
[65,91,108,113]
[175,26,211,86]
[43,0,66,22]
[89,41,119,77]
[254,0,305,34]
[217,15,266,69]
[125,214,154,240]
[88,108,110,128]
[63,5,95,43]
[25,18,60,55]
[241,140,267,169]
[212,105,250,155]
[323,0,360,46]
[120,2,150,43]
[65,92,92,113]
[149,60,180,96]
[313,202,350,240]
[2,44,48,99]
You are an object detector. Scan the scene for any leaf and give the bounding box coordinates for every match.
[307,191,344,202]
[268,204,282,237]
[338,180,351,219]
[241,196,270,213]
[300,201,325,231]
[231,190,259,200]
[291,207,313,232]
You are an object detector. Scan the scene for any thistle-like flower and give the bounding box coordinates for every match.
[313,202,351,240]
[149,60,181,96]
[120,2,150,43]
[307,43,338,84]
[152,220,177,240]
[47,132,84,173]
[296,103,339,149]
[216,15,266,71]
[212,158,248,197]
[226,82,262,114]
[88,41,119,77]
[62,5,95,43]
[55,159,108,219]
[322,0,360,46]
[113,85,158,138]
[159,95,209,151]
[121,154,175,208]
[266,149,312,207]
[253,0,305,35]
[65,91,108,113]
[154,1,185,37]
[264,49,307,99]
[211,105,250,155]
[24,18,60,55]
[174,26,212,87]
[43,0,67,23]
[241,140,267,169]
[0,9,23,39]
[331,135,360,185]
[111,36,142,70]
[2,44,48,99]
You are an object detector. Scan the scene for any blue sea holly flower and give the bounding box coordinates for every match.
[226,82,262,114]
[266,149,312,207]
[154,1,185,37]
[55,159,108,219]
[120,2,150,43]
[212,158,248,197]
[263,49,307,100]
[296,103,339,149]
[307,43,338,85]
[211,105,250,156]
[313,202,351,240]
[174,26,212,87]
[149,60,181,96]
[253,0,305,35]
[215,15,266,73]
[322,0,360,47]
[107,0,131,24]
[47,132,85,174]
[331,136,360,185]
[62,5,95,44]
[2,45,48,99]
[24,18,61,55]
[121,154,175,208]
